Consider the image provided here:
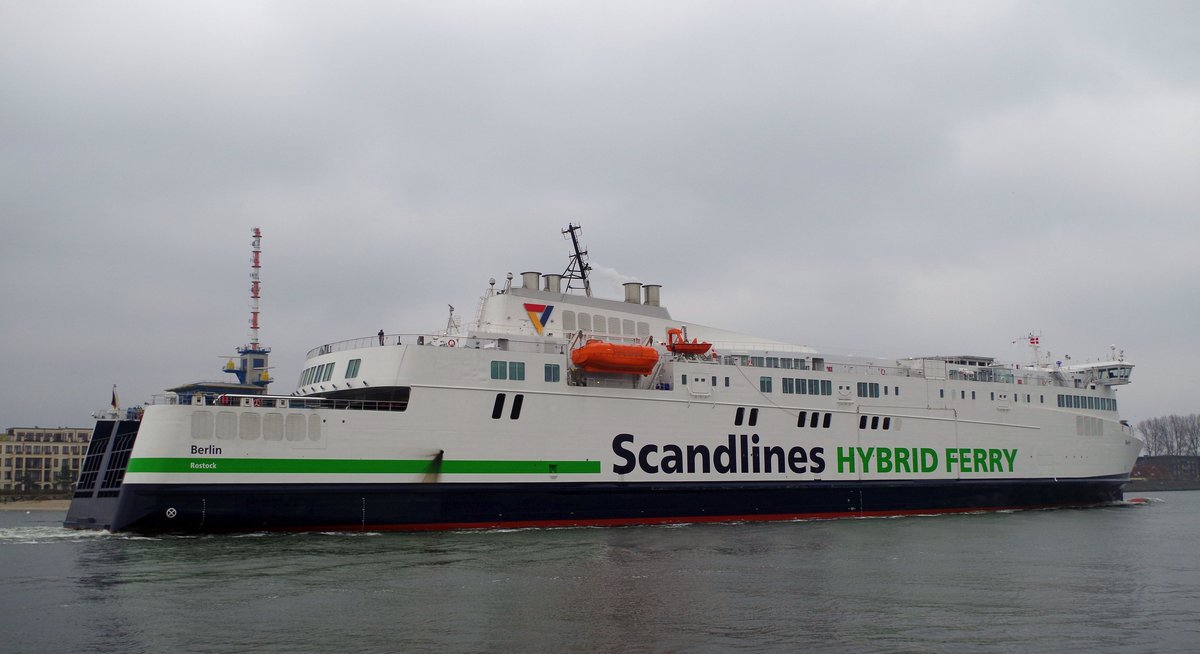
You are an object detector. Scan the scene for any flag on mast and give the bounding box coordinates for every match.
[111,385,119,411]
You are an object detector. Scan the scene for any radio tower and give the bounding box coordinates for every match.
[223,227,272,391]
[250,227,262,349]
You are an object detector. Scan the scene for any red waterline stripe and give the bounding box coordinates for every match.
[284,503,1083,533]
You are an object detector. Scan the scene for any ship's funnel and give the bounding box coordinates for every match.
[544,274,562,293]
[643,284,661,306]
[521,271,541,289]
[623,282,641,303]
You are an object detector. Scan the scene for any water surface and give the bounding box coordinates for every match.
[2,493,1197,653]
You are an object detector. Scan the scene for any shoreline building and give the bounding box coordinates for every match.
[1,427,93,491]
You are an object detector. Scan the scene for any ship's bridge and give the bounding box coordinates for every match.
[1064,360,1134,386]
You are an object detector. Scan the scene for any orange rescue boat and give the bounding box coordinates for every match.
[666,327,713,355]
[571,339,659,375]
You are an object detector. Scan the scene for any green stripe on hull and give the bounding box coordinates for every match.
[126,457,602,475]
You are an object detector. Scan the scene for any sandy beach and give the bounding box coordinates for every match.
[0,499,70,511]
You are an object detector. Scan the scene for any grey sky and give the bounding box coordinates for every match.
[1,1,1196,429]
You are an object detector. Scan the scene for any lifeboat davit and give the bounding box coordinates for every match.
[571,340,659,375]
[666,327,713,355]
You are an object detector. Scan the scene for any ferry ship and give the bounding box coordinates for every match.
[65,225,1141,533]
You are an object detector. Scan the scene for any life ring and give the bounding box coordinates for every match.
[447,339,456,347]
[880,369,887,375]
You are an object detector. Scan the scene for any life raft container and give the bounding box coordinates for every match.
[571,340,659,375]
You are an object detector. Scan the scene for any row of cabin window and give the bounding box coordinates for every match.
[490,361,563,383]
[856,382,900,398]
[560,311,650,338]
[858,415,898,430]
[736,407,833,429]
[299,358,364,387]
[736,356,810,369]
[1058,394,1117,411]
[938,389,1059,405]
[733,407,758,426]
[490,361,526,381]
[797,411,832,429]
[771,378,834,395]
[721,356,828,371]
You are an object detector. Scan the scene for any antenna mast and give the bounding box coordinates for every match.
[561,223,592,297]
[224,227,271,390]
[250,227,262,349]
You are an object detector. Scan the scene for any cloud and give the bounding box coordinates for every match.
[0,1,1196,427]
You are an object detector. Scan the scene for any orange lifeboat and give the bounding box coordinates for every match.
[666,327,712,355]
[571,339,659,375]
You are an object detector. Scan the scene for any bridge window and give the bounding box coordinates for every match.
[345,359,362,379]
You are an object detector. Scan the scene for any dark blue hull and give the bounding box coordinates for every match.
[69,476,1128,533]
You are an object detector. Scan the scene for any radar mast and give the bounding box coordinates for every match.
[561,223,592,297]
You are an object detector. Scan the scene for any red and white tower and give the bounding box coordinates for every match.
[223,227,272,390]
[250,227,262,349]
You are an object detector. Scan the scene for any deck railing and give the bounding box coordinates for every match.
[300,333,1072,388]
[149,393,407,412]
